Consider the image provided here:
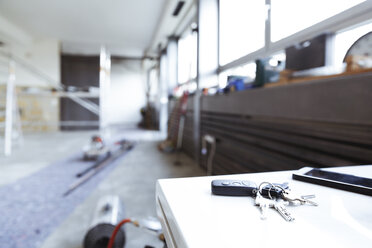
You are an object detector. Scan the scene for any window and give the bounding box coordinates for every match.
[217,0,372,88]
[178,81,197,95]
[178,26,197,84]
[219,0,266,66]
[271,0,365,42]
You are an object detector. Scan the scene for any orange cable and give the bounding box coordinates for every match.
[107,218,132,248]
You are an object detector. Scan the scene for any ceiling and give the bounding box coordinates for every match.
[0,0,170,57]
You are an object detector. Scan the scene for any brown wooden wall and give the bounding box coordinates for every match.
[186,72,372,175]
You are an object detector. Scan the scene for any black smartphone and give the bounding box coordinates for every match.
[292,167,372,196]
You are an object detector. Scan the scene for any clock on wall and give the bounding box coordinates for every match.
[343,31,372,70]
[344,31,372,61]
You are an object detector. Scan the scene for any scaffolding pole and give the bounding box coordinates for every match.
[4,61,16,156]
[99,46,111,139]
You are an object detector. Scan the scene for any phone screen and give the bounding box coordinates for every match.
[304,169,372,188]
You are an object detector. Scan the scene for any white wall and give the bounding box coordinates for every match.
[0,13,61,132]
[9,38,60,87]
[0,13,60,88]
[107,59,147,128]
[0,14,32,46]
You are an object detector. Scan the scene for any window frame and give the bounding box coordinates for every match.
[177,19,198,85]
[218,0,372,74]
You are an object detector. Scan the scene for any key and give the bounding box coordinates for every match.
[256,193,294,221]
[281,191,318,206]
[254,192,275,219]
[273,199,295,222]
[301,194,316,199]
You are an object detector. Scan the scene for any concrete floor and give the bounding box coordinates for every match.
[0,131,96,187]
[0,130,205,248]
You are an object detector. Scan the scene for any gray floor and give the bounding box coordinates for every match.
[0,131,96,187]
[0,130,205,248]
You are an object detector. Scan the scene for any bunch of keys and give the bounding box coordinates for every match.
[211,179,318,222]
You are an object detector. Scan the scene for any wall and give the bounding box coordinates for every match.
[0,13,32,48]
[107,58,146,128]
[10,38,60,87]
[0,13,61,132]
[197,72,372,175]
[0,12,60,87]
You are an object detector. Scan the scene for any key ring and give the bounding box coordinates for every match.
[258,182,275,199]
[258,182,286,199]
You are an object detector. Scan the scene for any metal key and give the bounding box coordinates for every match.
[255,193,294,221]
[301,194,316,199]
[273,199,295,222]
[255,192,272,219]
[281,190,318,206]
[256,196,295,221]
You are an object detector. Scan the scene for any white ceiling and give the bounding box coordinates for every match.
[0,0,169,57]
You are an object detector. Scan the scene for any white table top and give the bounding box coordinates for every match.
[156,165,372,248]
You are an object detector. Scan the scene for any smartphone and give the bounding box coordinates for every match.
[292,167,372,196]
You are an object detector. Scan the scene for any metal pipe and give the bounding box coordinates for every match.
[63,142,132,196]
[201,134,216,175]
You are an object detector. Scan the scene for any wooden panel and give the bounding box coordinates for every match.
[201,72,372,125]
[200,112,372,175]
[197,73,372,175]
[0,86,59,132]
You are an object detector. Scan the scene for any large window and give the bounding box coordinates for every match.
[178,26,197,84]
[219,0,266,66]
[218,0,371,84]
[271,0,365,42]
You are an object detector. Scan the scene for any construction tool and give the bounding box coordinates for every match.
[84,195,126,248]
[63,141,133,197]
[77,140,133,178]
[201,134,217,176]
[77,153,112,178]
[83,135,111,161]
